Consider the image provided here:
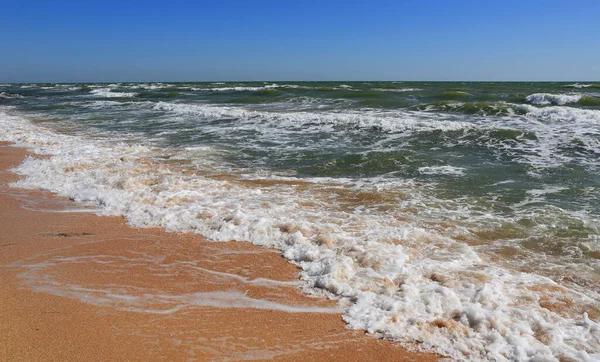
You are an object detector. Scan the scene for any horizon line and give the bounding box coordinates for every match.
[2,80,599,84]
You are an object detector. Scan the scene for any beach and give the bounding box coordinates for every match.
[1,81,599,360]
[0,142,437,361]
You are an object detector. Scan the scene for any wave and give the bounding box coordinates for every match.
[126,83,170,90]
[577,96,600,106]
[526,93,582,105]
[414,101,526,116]
[418,165,466,176]
[564,83,600,89]
[250,96,354,109]
[135,91,180,99]
[372,88,421,93]
[140,100,600,173]
[200,85,278,92]
[150,101,472,133]
[195,84,312,92]
[520,104,600,124]
[433,91,473,100]
[0,92,25,99]
[415,99,600,123]
[90,88,137,98]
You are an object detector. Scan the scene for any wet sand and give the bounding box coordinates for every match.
[0,142,438,361]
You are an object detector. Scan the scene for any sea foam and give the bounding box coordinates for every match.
[1,108,599,361]
[0,92,25,99]
[90,88,137,98]
[150,101,472,134]
[525,93,582,105]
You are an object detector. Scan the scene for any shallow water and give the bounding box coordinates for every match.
[1,81,599,361]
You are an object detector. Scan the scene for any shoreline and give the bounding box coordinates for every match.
[0,142,438,361]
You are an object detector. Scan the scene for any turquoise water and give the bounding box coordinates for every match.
[1,82,599,360]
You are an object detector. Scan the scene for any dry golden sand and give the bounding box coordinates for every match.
[0,142,438,361]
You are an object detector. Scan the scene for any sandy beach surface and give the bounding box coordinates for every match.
[0,142,438,361]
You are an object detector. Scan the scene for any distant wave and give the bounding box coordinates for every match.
[127,84,168,90]
[196,84,312,92]
[372,88,421,92]
[90,88,137,98]
[0,92,24,99]
[564,83,592,89]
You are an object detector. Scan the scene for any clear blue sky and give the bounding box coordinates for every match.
[1,0,599,82]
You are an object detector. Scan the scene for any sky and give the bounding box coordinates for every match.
[1,0,599,82]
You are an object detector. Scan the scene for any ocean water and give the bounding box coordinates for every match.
[1,81,599,361]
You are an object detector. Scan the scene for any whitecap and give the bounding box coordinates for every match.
[372,88,421,92]
[525,93,581,105]
[565,83,591,88]
[0,92,24,99]
[90,88,136,98]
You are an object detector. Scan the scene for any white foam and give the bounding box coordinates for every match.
[476,104,600,170]
[49,85,81,91]
[526,186,567,197]
[525,93,582,105]
[0,92,24,99]
[90,88,136,98]
[127,83,168,90]
[195,83,313,92]
[521,104,600,124]
[151,101,472,134]
[418,165,466,176]
[1,108,599,361]
[372,88,421,92]
[146,100,600,174]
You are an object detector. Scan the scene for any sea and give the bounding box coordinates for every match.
[1,81,599,361]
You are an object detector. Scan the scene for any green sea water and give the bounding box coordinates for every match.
[2,81,600,269]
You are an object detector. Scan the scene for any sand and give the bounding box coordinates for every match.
[0,142,438,361]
